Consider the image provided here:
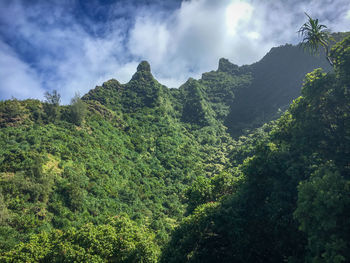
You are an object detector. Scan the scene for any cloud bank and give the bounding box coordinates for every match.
[0,0,349,103]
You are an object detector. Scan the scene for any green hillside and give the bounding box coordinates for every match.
[161,35,350,263]
[0,35,349,262]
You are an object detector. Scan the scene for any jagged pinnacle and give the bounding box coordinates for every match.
[218,58,237,72]
[137,61,151,72]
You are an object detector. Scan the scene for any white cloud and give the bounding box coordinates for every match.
[0,1,140,104]
[127,0,275,85]
[128,0,350,89]
[0,0,349,101]
[129,18,170,65]
[0,41,44,100]
[225,1,254,35]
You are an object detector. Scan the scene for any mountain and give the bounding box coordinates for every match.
[0,60,235,256]
[0,35,349,262]
[161,35,350,263]
[85,42,331,135]
[198,44,332,134]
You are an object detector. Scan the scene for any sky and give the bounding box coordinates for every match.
[0,0,349,103]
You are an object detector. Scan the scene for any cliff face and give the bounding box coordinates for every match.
[191,43,331,135]
[225,44,331,134]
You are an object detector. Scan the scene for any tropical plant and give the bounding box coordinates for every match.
[69,92,87,125]
[298,13,333,66]
[43,90,61,122]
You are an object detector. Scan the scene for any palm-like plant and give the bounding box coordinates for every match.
[298,13,333,66]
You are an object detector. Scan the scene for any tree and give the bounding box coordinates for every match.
[43,90,61,122]
[298,13,333,66]
[44,90,61,105]
[0,193,9,224]
[294,165,350,262]
[69,93,87,126]
[0,215,160,262]
[0,99,23,126]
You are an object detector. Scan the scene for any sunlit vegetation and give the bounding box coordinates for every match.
[0,34,349,262]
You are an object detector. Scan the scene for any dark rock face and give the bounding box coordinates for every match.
[137,61,151,72]
[218,58,239,74]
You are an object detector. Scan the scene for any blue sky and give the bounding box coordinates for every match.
[1,0,349,103]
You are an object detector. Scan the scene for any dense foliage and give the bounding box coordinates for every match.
[0,61,236,259]
[161,35,350,263]
[0,215,159,263]
[0,35,348,262]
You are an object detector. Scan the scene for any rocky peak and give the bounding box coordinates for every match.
[131,60,154,82]
[218,58,240,74]
[137,61,151,72]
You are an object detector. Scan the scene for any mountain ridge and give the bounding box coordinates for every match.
[82,41,331,136]
[0,34,349,262]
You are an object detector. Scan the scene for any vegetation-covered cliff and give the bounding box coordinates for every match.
[0,34,349,262]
